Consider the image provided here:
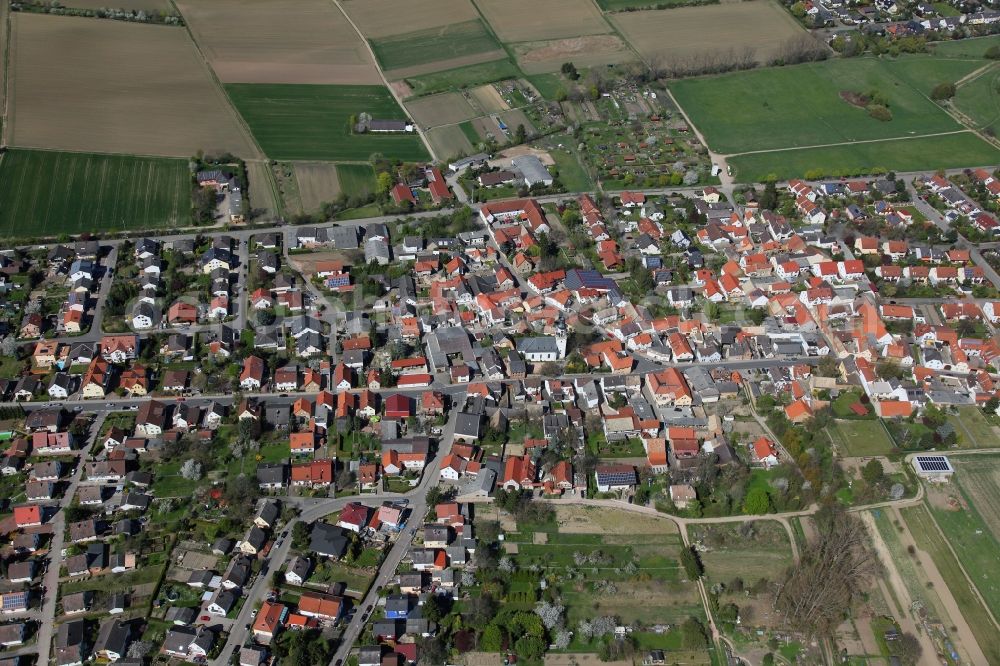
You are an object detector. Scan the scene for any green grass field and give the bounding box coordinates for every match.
[929,36,1000,58]
[335,163,376,198]
[948,406,1000,448]
[827,419,895,456]
[402,59,520,97]
[371,19,501,72]
[226,84,429,161]
[547,144,595,191]
[902,505,1000,663]
[0,149,189,237]
[671,56,981,154]
[954,65,1000,134]
[728,132,1000,182]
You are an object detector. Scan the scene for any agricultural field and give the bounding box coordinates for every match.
[8,13,256,157]
[827,419,895,457]
[225,83,430,161]
[175,0,380,84]
[513,35,633,74]
[922,456,1000,628]
[0,149,190,237]
[426,125,476,159]
[670,57,980,155]
[341,0,479,38]
[405,91,479,128]
[948,406,1000,448]
[727,132,1000,182]
[954,65,1000,135]
[476,0,612,42]
[611,1,803,66]
[370,19,503,73]
[336,164,377,199]
[902,504,1000,663]
[689,521,794,585]
[293,163,342,212]
[401,59,521,97]
[246,160,280,221]
[470,85,509,112]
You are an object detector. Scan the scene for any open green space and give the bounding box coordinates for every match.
[459,121,481,145]
[402,59,521,97]
[870,509,950,623]
[670,56,978,154]
[827,419,895,457]
[336,163,376,198]
[226,84,429,162]
[954,65,1000,134]
[948,406,1000,448]
[0,149,189,238]
[547,143,595,192]
[728,132,1000,182]
[901,505,1000,663]
[371,19,502,71]
[929,36,1000,58]
[525,73,566,99]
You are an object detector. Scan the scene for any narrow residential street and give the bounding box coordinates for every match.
[34,413,100,664]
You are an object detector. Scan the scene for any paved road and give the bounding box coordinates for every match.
[34,413,101,664]
[209,397,464,666]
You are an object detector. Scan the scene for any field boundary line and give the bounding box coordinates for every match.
[0,0,10,147]
[917,499,1000,633]
[586,0,646,67]
[724,129,973,157]
[167,0,264,161]
[329,0,438,162]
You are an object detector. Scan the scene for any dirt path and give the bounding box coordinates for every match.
[894,504,991,664]
[860,511,942,666]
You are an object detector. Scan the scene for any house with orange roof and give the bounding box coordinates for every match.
[785,399,813,423]
[644,438,668,473]
[501,455,536,491]
[252,601,288,644]
[646,368,692,406]
[751,437,779,468]
[297,593,344,624]
[876,400,912,418]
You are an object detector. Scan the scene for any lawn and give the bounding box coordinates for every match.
[309,560,375,596]
[402,59,521,97]
[151,460,203,498]
[670,56,978,154]
[948,406,1000,448]
[954,64,1000,135]
[728,132,1000,182]
[0,149,190,238]
[547,144,594,192]
[827,419,895,457]
[226,84,430,161]
[902,505,1000,663]
[335,164,376,198]
[929,35,1000,58]
[370,19,502,71]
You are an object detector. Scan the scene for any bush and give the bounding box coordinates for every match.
[930,82,956,101]
[986,44,1000,59]
[867,104,893,122]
